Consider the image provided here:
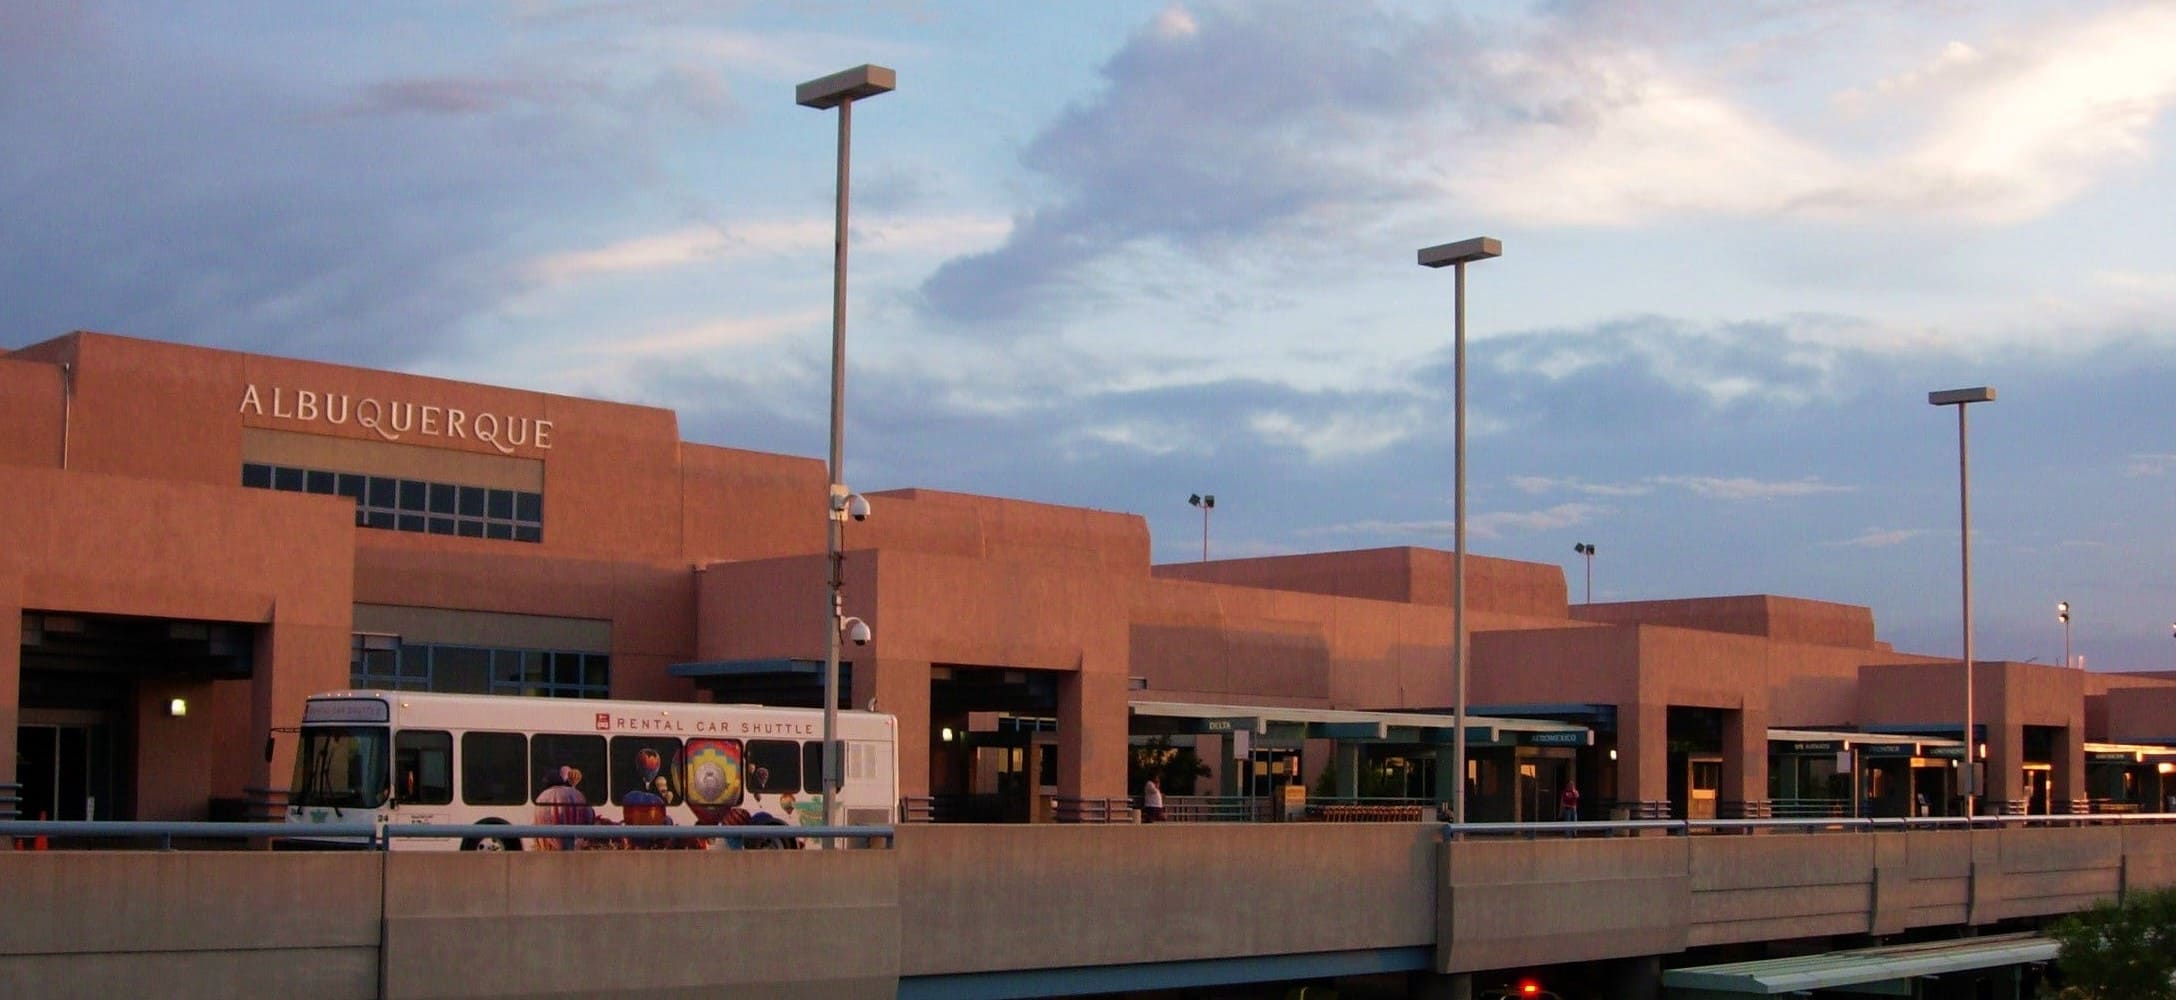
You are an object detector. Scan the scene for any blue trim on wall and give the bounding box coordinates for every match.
[897,947,1432,999]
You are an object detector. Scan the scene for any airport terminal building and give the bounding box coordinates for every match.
[6,331,2176,826]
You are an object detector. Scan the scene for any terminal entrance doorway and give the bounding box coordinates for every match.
[928,666,1059,823]
[15,715,115,822]
[16,611,256,822]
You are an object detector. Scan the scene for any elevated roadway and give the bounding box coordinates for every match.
[4,818,2175,998]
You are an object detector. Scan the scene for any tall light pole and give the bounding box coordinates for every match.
[1420,236,1502,827]
[799,63,894,830]
[1189,493,1215,561]
[1573,542,1596,605]
[1930,385,1994,816]
[2057,601,2071,669]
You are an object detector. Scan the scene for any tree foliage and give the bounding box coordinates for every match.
[1128,736,1210,796]
[2045,885,2176,999]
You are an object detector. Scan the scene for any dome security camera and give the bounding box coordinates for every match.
[843,617,872,646]
[846,493,871,522]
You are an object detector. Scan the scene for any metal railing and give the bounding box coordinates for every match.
[1161,795,1271,823]
[1442,810,2176,839]
[3,820,365,851]
[0,819,896,851]
[0,782,19,822]
[1053,797,1134,824]
[379,823,893,849]
[1770,798,1852,819]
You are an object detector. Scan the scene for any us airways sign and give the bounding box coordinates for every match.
[239,384,553,455]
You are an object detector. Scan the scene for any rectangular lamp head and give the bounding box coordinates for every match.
[1418,237,1503,268]
[1928,386,1996,406]
[797,64,897,109]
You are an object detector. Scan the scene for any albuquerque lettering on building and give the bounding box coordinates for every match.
[238,384,552,455]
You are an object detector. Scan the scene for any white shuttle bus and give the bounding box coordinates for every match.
[285,690,898,850]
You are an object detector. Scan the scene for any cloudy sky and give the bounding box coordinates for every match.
[7,1,2176,671]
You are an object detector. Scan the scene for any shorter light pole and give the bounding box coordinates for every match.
[2057,601,2071,669]
[1573,542,1596,604]
[1188,493,1215,562]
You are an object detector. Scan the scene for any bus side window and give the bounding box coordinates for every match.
[462,731,530,806]
[747,740,801,796]
[610,736,684,805]
[531,733,607,805]
[395,730,454,805]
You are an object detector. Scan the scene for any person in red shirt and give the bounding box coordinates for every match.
[1558,781,1580,823]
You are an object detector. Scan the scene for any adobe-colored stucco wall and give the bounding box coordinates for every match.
[861,488,1152,572]
[2108,686,2176,744]
[44,331,694,564]
[1131,568,1587,711]
[1861,660,2089,807]
[680,443,826,563]
[0,466,354,814]
[1570,594,1881,649]
[353,547,696,701]
[1151,546,1571,619]
[0,355,66,470]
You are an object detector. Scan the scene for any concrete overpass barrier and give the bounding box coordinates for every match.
[894,822,1440,978]
[0,851,382,999]
[1439,835,1691,973]
[380,849,902,999]
[8,819,2176,997]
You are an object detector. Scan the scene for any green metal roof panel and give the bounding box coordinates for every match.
[1662,934,2057,994]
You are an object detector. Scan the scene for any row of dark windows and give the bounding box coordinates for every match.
[242,463,543,542]
[352,638,608,700]
[395,731,830,807]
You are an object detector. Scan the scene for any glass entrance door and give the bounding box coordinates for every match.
[16,723,113,821]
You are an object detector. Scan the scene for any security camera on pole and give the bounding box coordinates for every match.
[799,63,893,832]
[2057,601,2071,669]
[1188,493,1215,561]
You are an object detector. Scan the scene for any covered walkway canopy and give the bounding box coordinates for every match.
[1770,728,1965,755]
[1661,933,2056,997]
[1129,700,1591,746]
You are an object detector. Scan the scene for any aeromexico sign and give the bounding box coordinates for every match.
[238,384,553,455]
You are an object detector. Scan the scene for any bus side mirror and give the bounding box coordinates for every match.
[264,736,275,763]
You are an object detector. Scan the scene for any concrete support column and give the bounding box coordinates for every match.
[1433,744,1460,811]
[1721,705,1770,818]
[1618,702,1669,817]
[1407,971,1472,1000]
[2051,724,2085,814]
[852,657,930,800]
[1056,668,1128,818]
[0,581,20,827]
[1985,722,2024,814]
[1608,955,1662,1000]
[248,613,349,799]
[1335,741,1361,798]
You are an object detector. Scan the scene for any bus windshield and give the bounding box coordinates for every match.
[291,726,391,811]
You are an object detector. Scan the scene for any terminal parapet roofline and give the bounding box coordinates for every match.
[6,330,2176,825]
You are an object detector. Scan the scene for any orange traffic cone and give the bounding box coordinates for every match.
[29,810,48,851]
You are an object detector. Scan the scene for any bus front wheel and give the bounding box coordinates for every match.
[461,819,521,852]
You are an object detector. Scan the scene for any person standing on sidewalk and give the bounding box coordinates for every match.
[1142,777,1165,824]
